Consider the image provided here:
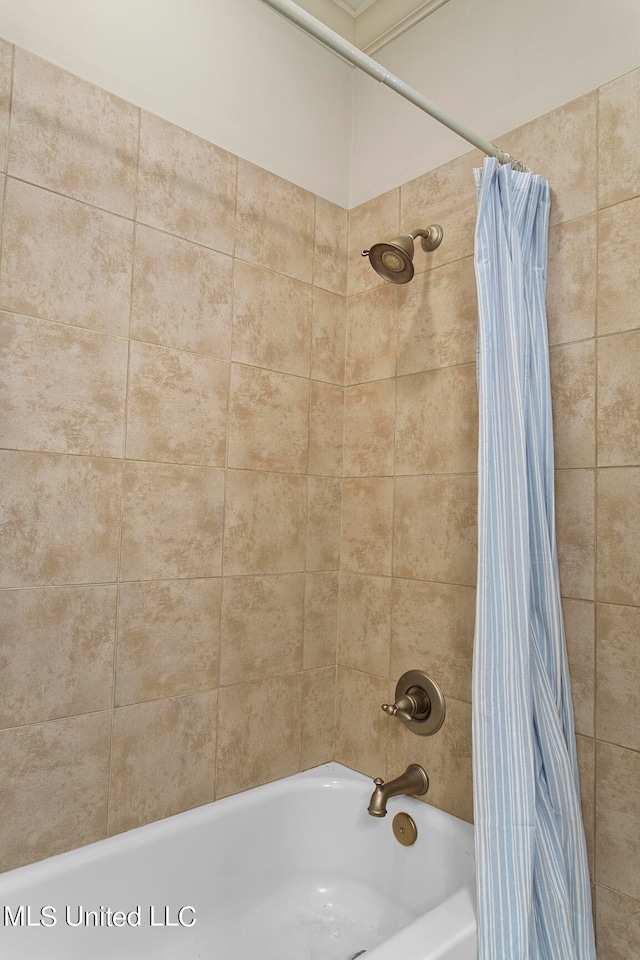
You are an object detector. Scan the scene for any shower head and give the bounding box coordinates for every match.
[362,225,443,284]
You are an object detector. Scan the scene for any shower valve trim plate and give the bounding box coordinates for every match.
[382,670,446,736]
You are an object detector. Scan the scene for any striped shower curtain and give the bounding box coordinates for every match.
[472,157,596,960]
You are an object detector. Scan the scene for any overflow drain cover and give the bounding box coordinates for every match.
[393,811,418,846]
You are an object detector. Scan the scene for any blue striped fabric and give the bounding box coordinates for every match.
[472,157,596,960]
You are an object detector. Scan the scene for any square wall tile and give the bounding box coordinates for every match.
[549,340,596,469]
[131,224,232,359]
[9,48,138,216]
[216,675,302,797]
[220,574,304,685]
[391,579,476,703]
[599,67,640,209]
[0,713,111,871]
[547,215,597,346]
[400,150,482,271]
[495,92,598,226]
[596,603,640,752]
[397,256,478,376]
[303,572,339,670]
[596,467,640,605]
[341,477,394,576]
[308,381,344,478]
[301,666,336,769]
[314,197,347,296]
[396,364,478,475]
[575,734,595,875]
[347,189,399,297]
[109,692,218,835]
[394,475,477,585]
[0,39,12,173]
[223,470,306,576]
[120,461,224,581]
[307,476,342,572]
[137,111,236,254]
[236,159,314,283]
[335,667,388,777]
[595,740,640,900]
[126,340,229,466]
[1,179,133,336]
[232,259,312,377]
[311,287,346,384]
[388,695,473,823]
[0,585,116,728]
[596,886,640,960]
[555,469,595,601]
[598,197,640,336]
[337,573,391,677]
[346,284,398,384]
[0,451,122,588]
[115,579,220,706]
[0,313,128,457]
[344,380,395,477]
[562,599,595,738]
[597,330,640,467]
[228,363,308,474]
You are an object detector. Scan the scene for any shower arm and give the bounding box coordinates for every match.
[410,227,442,250]
[259,0,526,171]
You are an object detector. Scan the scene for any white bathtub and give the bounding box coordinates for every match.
[0,762,476,960]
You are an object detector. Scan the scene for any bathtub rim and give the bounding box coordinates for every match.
[0,761,475,893]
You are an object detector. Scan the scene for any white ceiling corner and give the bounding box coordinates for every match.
[334,0,376,12]
[292,0,451,54]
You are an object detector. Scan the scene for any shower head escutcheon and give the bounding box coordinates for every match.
[362,225,443,284]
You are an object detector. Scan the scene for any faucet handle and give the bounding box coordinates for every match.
[381,700,412,722]
[381,671,446,737]
[381,689,430,723]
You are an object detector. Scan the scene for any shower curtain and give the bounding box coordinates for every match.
[472,157,596,960]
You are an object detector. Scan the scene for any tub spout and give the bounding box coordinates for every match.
[367,764,429,817]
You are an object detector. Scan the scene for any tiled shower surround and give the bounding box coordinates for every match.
[0,37,638,959]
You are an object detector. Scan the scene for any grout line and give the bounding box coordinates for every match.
[592,86,600,888]
[0,43,15,298]
[4,172,136,224]
[6,703,637,752]
[332,231,348,762]
[231,155,239,261]
[387,285,400,721]
[213,201,237,799]
[105,105,142,838]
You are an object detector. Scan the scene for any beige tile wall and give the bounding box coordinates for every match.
[0,32,638,959]
[338,70,640,959]
[0,39,344,871]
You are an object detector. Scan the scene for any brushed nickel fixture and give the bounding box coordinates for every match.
[367,764,429,817]
[393,811,418,846]
[381,670,446,736]
[362,226,443,284]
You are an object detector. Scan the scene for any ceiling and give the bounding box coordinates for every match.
[336,0,372,10]
[294,0,451,54]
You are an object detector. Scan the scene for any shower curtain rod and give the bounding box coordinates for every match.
[259,0,526,170]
